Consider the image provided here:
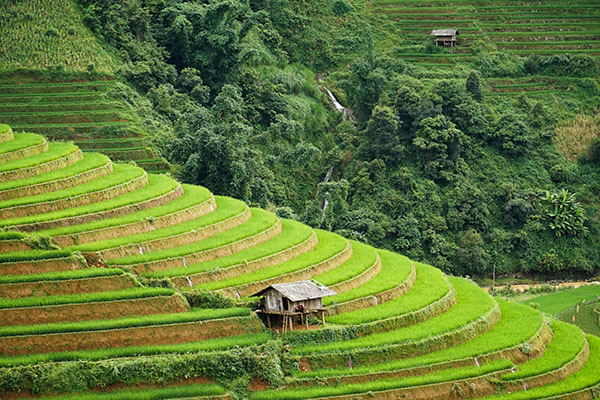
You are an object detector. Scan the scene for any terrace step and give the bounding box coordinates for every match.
[0,256,85,277]
[0,146,83,182]
[323,250,416,314]
[0,133,48,164]
[0,164,148,220]
[0,292,187,326]
[0,313,263,356]
[50,187,216,248]
[170,220,318,287]
[0,125,13,143]
[0,100,124,113]
[0,152,113,201]
[111,207,282,274]
[220,236,353,298]
[3,176,183,232]
[0,270,138,298]
[195,229,348,294]
[292,278,501,371]
[1,110,128,125]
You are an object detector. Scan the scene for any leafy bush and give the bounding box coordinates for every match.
[331,0,355,16]
[184,289,236,309]
[541,189,588,237]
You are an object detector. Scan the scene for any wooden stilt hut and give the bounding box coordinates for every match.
[252,280,336,333]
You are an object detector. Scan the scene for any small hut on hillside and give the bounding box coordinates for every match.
[252,280,336,332]
[431,29,459,47]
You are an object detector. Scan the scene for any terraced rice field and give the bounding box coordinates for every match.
[374,0,600,95]
[1,126,599,399]
[0,81,169,172]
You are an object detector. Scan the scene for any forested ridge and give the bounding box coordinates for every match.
[73,0,600,279]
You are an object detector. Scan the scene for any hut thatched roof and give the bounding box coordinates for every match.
[252,280,336,301]
[431,29,459,36]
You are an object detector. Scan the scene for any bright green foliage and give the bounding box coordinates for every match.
[0,164,145,210]
[0,0,116,74]
[296,300,542,379]
[0,142,80,174]
[0,132,44,155]
[0,174,179,228]
[0,333,270,367]
[294,278,495,354]
[0,268,124,284]
[541,189,588,237]
[32,383,226,400]
[502,321,584,380]
[483,335,600,399]
[108,206,277,265]
[324,249,412,305]
[522,285,600,314]
[327,262,449,325]
[314,240,378,286]
[199,229,347,290]
[0,308,249,337]
[253,360,512,399]
[0,152,108,191]
[0,288,174,309]
[144,219,314,278]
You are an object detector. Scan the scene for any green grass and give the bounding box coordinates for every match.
[327,262,449,325]
[0,0,116,74]
[0,124,10,134]
[0,139,79,173]
[0,163,144,210]
[0,152,108,191]
[0,308,249,337]
[0,101,122,113]
[70,195,243,253]
[0,268,124,284]
[0,173,178,228]
[0,231,25,240]
[293,277,496,355]
[0,287,174,309]
[0,333,270,367]
[0,248,71,263]
[557,302,600,337]
[0,132,45,155]
[41,184,211,238]
[482,335,600,399]
[294,300,542,379]
[197,229,347,291]
[29,383,227,400]
[313,240,378,287]
[252,360,512,399]
[108,206,277,266]
[502,321,584,381]
[323,249,413,306]
[143,219,314,279]
[521,285,600,314]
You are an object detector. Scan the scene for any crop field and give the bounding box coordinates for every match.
[1,128,600,399]
[371,0,600,97]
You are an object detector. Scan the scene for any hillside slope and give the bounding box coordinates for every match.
[0,0,171,172]
[0,125,599,399]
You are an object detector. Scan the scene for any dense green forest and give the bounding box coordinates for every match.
[75,0,600,280]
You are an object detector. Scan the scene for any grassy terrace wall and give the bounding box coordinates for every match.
[0,127,599,400]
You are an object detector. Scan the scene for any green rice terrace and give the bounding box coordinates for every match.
[1,126,599,399]
[0,0,169,173]
[371,0,600,96]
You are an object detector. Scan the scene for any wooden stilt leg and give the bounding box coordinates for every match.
[305,313,309,329]
[321,311,325,326]
[267,314,271,328]
[290,315,294,331]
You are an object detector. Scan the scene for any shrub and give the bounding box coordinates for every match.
[540,189,588,237]
[184,289,236,309]
[332,0,355,16]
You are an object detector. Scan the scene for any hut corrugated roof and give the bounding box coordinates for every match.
[431,29,459,36]
[252,280,336,301]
